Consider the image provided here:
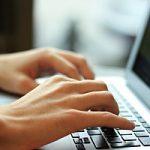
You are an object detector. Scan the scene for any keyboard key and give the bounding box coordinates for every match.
[138,118,146,123]
[71,133,80,138]
[133,126,145,132]
[73,138,83,144]
[87,127,99,130]
[104,134,118,138]
[134,113,142,118]
[120,110,128,113]
[131,109,139,114]
[87,130,101,135]
[91,135,109,149]
[78,129,85,132]
[139,137,150,146]
[101,128,116,134]
[111,141,140,148]
[142,123,150,128]
[79,132,88,138]
[119,105,125,109]
[108,137,122,143]
[102,128,118,138]
[134,122,140,127]
[120,108,128,112]
[83,137,90,144]
[101,127,114,132]
[104,132,118,138]
[120,113,132,117]
[76,144,85,150]
[134,132,149,137]
[118,130,132,135]
[146,128,150,133]
[126,117,136,121]
[122,135,137,141]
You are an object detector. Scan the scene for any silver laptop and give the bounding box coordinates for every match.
[0,5,150,150]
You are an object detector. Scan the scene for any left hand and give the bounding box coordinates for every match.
[0,48,94,95]
[0,75,134,150]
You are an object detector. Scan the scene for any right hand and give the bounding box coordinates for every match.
[0,75,135,150]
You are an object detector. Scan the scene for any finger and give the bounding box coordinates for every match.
[48,53,81,80]
[67,91,119,115]
[80,111,135,130]
[57,110,135,140]
[57,50,95,79]
[1,72,38,95]
[43,74,77,85]
[16,73,38,95]
[64,80,108,94]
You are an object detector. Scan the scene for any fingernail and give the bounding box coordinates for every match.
[130,121,135,129]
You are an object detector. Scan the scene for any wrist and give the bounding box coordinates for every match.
[0,105,10,137]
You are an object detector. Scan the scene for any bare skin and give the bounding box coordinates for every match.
[0,48,135,150]
[0,48,94,95]
[0,75,135,150]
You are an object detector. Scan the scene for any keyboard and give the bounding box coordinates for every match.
[71,85,150,150]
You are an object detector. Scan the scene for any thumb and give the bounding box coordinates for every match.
[16,73,38,95]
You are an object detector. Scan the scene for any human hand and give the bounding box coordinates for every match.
[0,48,94,95]
[0,75,135,150]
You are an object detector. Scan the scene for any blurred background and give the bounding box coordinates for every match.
[0,0,149,68]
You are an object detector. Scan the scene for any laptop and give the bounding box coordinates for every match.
[0,5,150,150]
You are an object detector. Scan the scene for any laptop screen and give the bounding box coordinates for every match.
[132,15,150,88]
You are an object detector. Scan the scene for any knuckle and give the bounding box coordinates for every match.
[59,82,69,89]
[40,48,50,56]
[44,75,68,86]
[101,112,113,121]
[57,82,74,92]
[103,111,112,117]
[64,82,79,91]
[42,48,56,58]
[52,75,66,82]
[78,55,87,65]
[65,109,84,130]
[66,109,82,118]
[38,48,55,60]
[42,48,50,54]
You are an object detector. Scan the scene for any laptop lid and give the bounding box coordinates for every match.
[126,6,150,108]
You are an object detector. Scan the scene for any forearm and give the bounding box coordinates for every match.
[0,106,11,149]
[0,107,6,138]
[0,105,12,147]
